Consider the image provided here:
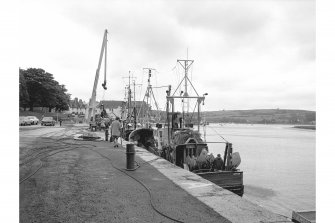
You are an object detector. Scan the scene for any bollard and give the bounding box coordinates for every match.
[105,129,109,141]
[126,143,135,170]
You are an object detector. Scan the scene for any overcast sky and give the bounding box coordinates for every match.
[19,0,315,111]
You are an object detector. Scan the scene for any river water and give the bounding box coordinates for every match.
[202,124,315,217]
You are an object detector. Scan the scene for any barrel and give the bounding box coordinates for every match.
[126,143,135,170]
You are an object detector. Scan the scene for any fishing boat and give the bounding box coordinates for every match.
[292,210,316,223]
[129,59,244,196]
[126,67,164,156]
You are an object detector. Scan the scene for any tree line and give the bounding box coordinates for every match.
[19,68,71,112]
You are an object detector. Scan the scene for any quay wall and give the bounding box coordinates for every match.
[131,143,292,223]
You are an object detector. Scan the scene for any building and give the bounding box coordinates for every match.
[96,100,150,120]
[96,100,125,119]
[67,99,150,121]
[68,98,87,115]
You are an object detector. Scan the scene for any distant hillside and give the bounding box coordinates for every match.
[202,109,316,124]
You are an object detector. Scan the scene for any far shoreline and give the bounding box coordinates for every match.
[207,123,316,129]
[292,125,316,130]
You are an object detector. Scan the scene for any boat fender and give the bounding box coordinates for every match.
[232,152,241,168]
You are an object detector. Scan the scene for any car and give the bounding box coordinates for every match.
[19,116,31,126]
[27,116,39,125]
[41,117,56,126]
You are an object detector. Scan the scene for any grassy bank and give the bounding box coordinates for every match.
[203,109,316,124]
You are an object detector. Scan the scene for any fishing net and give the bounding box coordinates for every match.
[172,129,203,145]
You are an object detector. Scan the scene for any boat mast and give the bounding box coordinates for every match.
[128,71,131,121]
[139,68,160,127]
[133,79,136,128]
[123,71,136,125]
[177,59,193,127]
[167,59,206,133]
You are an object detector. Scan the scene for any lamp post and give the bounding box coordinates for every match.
[202,93,208,105]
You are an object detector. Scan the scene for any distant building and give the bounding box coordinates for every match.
[66,99,150,120]
[96,100,150,119]
[96,100,125,118]
[68,98,87,115]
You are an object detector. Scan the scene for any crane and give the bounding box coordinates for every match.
[87,29,108,127]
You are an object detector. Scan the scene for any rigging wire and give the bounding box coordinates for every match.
[189,101,198,122]
[207,125,229,143]
[190,62,194,96]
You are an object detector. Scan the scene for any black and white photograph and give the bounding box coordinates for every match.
[10,0,324,222]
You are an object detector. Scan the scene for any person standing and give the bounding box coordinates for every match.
[213,154,224,171]
[110,117,121,147]
[59,119,62,127]
[104,119,110,141]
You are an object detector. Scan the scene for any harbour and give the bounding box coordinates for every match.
[203,124,315,218]
[19,43,315,222]
[19,124,292,223]
[17,0,317,221]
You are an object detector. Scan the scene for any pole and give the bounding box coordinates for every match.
[197,99,200,132]
[133,80,136,129]
[167,85,171,145]
[128,71,131,123]
[185,60,188,113]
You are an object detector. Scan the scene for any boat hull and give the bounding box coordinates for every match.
[196,171,244,197]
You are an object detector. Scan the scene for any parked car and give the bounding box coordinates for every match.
[27,116,39,125]
[41,117,56,126]
[19,116,31,126]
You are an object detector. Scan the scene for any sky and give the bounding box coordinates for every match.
[18,0,315,111]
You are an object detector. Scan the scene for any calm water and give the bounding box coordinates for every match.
[202,124,315,217]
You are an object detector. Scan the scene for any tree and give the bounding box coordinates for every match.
[21,68,70,112]
[54,85,70,112]
[73,97,79,110]
[305,112,316,123]
[23,68,55,111]
[19,68,30,110]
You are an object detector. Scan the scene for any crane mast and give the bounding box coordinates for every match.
[87,29,108,123]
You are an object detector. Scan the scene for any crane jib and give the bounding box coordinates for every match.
[88,29,109,122]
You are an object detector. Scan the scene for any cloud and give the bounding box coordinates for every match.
[173,1,271,36]
[65,0,185,62]
[19,0,315,111]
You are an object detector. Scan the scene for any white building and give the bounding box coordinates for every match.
[68,98,88,115]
